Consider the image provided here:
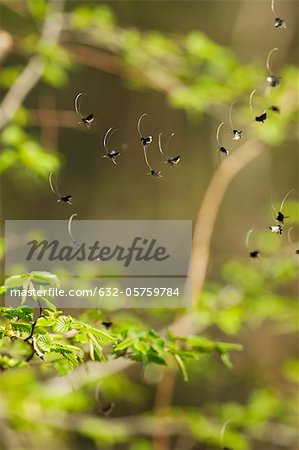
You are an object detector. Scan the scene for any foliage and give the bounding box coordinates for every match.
[0,1,298,450]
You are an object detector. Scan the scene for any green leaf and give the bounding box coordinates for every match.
[5,274,29,289]
[29,272,60,286]
[173,353,189,382]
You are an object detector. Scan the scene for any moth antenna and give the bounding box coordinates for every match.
[68,213,77,243]
[158,133,168,159]
[288,227,295,249]
[137,113,148,138]
[246,228,254,249]
[143,146,152,171]
[103,127,118,153]
[249,89,257,111]
[220,420,233,447]
[49,172,56,195]
[74,92,83,117]
[271,0,278,17]
[266,47,278,75]
[49,172,61,198]
[280,189,295,212]
[270,191,278,216]
[165,132,175,151]
[216,122,224,145]
[229,100,237,129]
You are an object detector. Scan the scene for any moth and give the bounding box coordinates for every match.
[266,48,281,87]
[74,92,94,128]
[271,189,294,225]
[229,100,242,140]
[101,321,113,329]
[269,224,283,235]
[102,127,120,164]
[137,113,153,147]
[271,0,287,28]
[249,89,267,123]
[269,105,280,113]
[95,383,115,417]
[158,132,181,166]
[246,229,260,258]
[255,112,267,123]
[216,122,229,156]
[143,146,162,178]
[49,172,72,204]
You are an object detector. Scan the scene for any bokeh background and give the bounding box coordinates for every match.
[0,1,298,449]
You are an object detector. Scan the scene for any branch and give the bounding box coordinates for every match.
[0,0,65,130]
[187,138,264,305]
[0,30,13,63]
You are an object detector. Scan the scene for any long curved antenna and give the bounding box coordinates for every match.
[280,189,295,212]
[137,113,148,138]
[49,172,56,194]
[271,0,278,17]
[74,93,84,117]
[249,89,257,111]
[266,48,278,75]
[158,133,167,158]
[165,132,175,151]
[49,172,61,198]
[216,122,224,145]
[288,227,295,248]
[229,100,237,129]
[143,147,152,171]
[103,127,118,153]
[220,420,233,447]
[246,228,254,249]
[68,213,77,243]
[270,191,278,220]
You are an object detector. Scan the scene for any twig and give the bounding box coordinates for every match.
[24,302,44,361]
[186,138,264,306]
[0,0,65,130]
[153,369,177,450]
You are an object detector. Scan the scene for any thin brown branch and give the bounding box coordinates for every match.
[187,138,264,306]
[153,369,177,450]
[0,30,13,63]
[0,0,65,130]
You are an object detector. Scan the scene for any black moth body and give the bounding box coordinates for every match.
[267,75,280,87]
[141,136,153,146]
[270,105,280,113]
[79,113,94,128]
[103,150,120,165]
[58,195,72,205]
[101,321,113,329]
[275,17,286,28]
[250,250,260,258]
[255,112,267,123]
[149,169,162,178]
[276,211,289,224]
[232,129,242,140]
[166,155,181,166]
[219,146,229,155]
